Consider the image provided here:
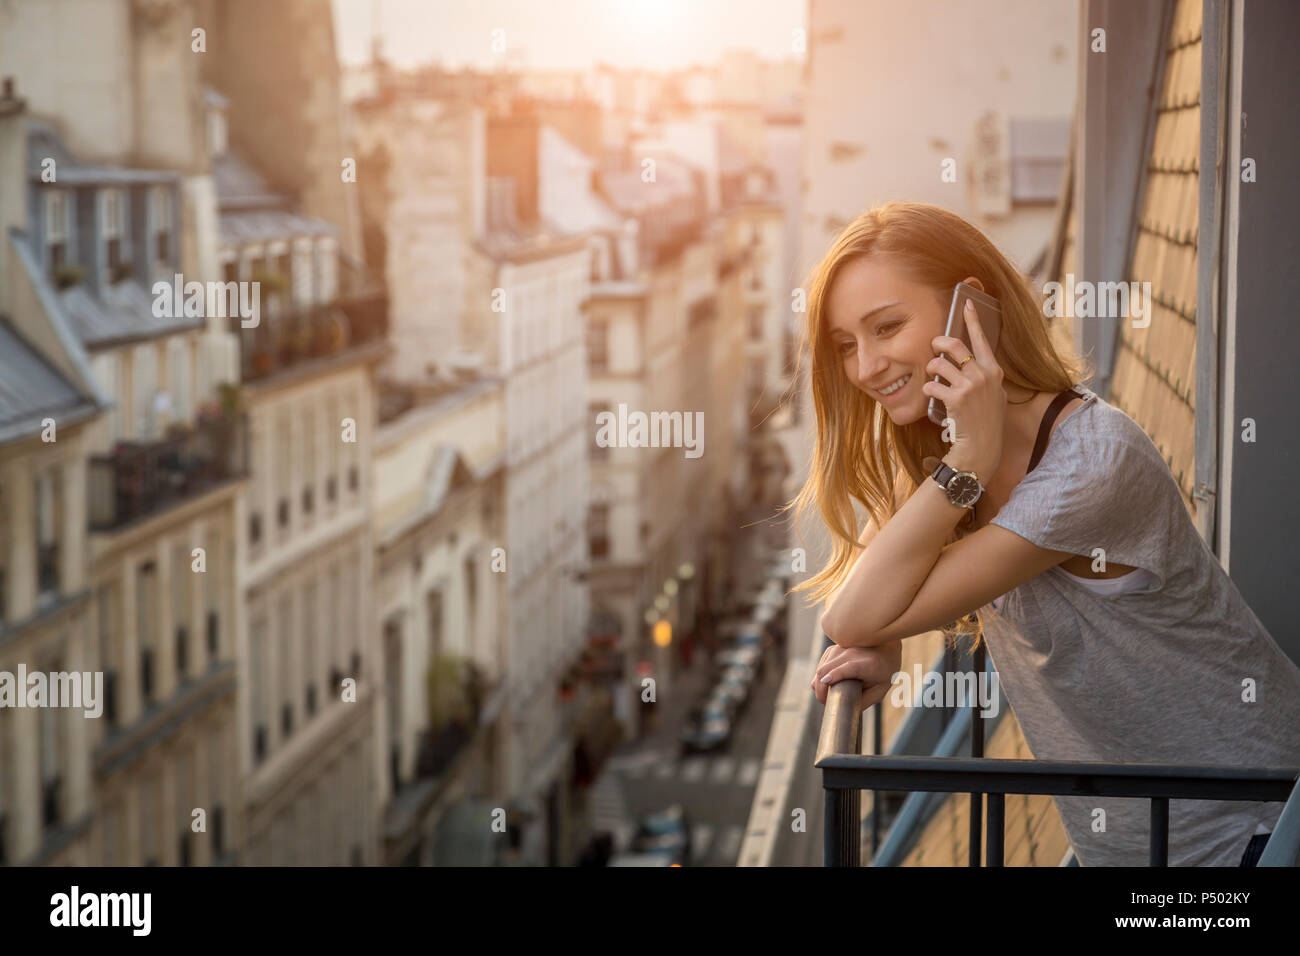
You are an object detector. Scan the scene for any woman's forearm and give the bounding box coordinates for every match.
[820,452,981,647]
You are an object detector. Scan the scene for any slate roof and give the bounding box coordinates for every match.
[57,279,203,350]
[0,317,99,443]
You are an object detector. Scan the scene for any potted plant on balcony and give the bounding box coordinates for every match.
[53,264,85,290]
[427,653,474,732]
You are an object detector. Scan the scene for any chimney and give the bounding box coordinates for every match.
[486,113,539,225]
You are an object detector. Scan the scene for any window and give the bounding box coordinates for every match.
[326,564,341,694]
[251,614,268,763]
[315,240,337,304]
[426,589,443,660]
[384,618,402,791]
[138,561,157,706]
[1009,117,1069,205]
[133,342,160,440]
[749,306,764,342]
[100,188,126,283]
[589,504,610,559]
[209,730,226,858]
[589,403,612,460]
[302,405,316,517]
[166,337,191,424]
[292,240,313,307]
[303,579,317,717]
[40,665,61,829]
[325,394,340,505]
[342,561,359,678]
[175,749,193,866]
[149,187,172,269]
[204,529,221,662]
[587,320,608,372]
[172,542,191,681]
[465,555,478,657]
[34,468,61,600]
[97,581,120,727]
[206,108,227,159]
[45,191,70,279]
[275,412,291,531]
[278,593,293,740]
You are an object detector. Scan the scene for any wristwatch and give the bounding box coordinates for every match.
[930,459,985,509]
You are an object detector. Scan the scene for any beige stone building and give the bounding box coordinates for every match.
[0,0,247,869]
[371,376,508,865]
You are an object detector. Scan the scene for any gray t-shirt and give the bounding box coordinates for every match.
[983,386,1300,866]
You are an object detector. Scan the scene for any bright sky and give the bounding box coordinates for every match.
[331,0,807,71]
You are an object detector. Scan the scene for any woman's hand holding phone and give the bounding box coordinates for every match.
[922,300,1006,479]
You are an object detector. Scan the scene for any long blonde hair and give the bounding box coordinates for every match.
[785,201,1091,650]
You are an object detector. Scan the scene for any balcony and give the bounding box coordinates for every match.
[89,411,248,532]
[816,639,1300,866]
[234,293,388,383]
[383,658,490,864]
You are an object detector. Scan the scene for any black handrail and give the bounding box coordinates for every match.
[816,637,1299,866]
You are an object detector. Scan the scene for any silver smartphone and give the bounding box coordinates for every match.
[926,282,1003,426]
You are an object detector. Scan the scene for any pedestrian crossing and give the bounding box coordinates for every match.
[607,750,763,788]
[585,767,750,866]
[586,771,636,851]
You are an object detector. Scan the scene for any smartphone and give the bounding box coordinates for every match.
[926,282,1003,426]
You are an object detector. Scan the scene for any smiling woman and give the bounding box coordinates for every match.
[789,200,1300,867]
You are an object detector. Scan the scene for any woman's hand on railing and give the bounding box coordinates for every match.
[812,640,902,711]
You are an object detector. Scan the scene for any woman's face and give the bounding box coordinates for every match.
[825,256,961,426]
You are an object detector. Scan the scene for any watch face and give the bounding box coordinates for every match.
[948,473,982,508]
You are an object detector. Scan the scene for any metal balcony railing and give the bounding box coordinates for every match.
[816,639,1300,867]
[234,293,388,382]
[89,412,249,532]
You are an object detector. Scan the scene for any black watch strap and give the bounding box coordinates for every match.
[929,459,982,507]
[931,461,958,490]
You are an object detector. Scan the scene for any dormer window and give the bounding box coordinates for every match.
[44,191,70,279]
[206,105,227,159]
[99,188,126,283]
[149,187,173,268]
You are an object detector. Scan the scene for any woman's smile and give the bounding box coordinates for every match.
[875,372,912,401]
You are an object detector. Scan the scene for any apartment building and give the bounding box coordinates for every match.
[0,0,247,867]
[352,89,593,864]
[371,375,508,865]
[0,224,104,865]
[202,94,387,866]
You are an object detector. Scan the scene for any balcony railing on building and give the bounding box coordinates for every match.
[816,638,1300,867]
[88,411,249,532]
[234,293,388,382]
[392,656,488,794]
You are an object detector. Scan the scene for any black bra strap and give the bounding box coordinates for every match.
[1027,388,1085,474]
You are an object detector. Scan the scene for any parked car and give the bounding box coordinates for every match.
[713,663,756,714]
[681,697,734,754]
[716,643,763,677]
[630,805,691,865]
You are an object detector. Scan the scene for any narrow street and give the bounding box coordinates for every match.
[581,501,790,865]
